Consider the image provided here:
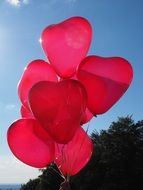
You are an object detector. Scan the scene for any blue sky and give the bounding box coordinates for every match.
[0,0,143,184]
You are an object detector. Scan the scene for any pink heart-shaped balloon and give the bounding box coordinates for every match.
[28,79,87,144]
[7,119,55,168]
[77,56,133,114]
[55,127,93,176]
[41,16,92,78]
[18,59,58,109]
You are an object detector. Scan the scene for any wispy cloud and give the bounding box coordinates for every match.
[5,104,16,111]
[0,102,18,113]
[6,0,29,7]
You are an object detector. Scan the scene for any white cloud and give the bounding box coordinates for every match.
[7,0,20,6]
[6,0,29,7]
[0,155,39,184]
[0,102,18,113]
[5,104,16,111]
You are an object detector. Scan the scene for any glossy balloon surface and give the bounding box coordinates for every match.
[41,17,92,78]
[18,59,58,109]
[7,119,55,168]
[60,77,93,125]
[77,56,133,114]
[55,127,93,176]
[29,79,87,143]
[7,16,133,175]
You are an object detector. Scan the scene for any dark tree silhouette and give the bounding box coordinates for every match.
[20,179,40,190]
[20,116,143,190]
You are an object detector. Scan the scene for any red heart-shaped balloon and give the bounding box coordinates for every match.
[77,56,133,114]
[7,119,55,168]
[18,59,58,109]
[41,16,92,78]
[60,77,93,124]
[28,79,87,144]
[55,127,93,176]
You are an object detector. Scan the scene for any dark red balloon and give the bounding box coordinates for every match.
[60,77,93,125]
[28,79,87,144]
[7,119,55,168]
[41,16,92,78]
[20,105,34,118]
[77,56,133,114]
[55,127,93,176]
[18,59,58,109]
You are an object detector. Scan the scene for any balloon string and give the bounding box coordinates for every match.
[59,178,71,190]
[51,165,65,180]
[56,144,66,180]
[70,121,91,175]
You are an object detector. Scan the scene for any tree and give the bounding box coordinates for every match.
[20,116,143,190]
[20,179,40,190]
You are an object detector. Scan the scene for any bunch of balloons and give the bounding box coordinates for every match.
[7,17,133,178]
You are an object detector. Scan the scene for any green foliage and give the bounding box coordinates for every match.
[20,116,143,190]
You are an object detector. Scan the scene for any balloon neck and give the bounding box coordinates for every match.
[60,175,71,190]
[66,174,70,182]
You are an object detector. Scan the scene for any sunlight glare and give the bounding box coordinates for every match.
[39,38,42,44]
